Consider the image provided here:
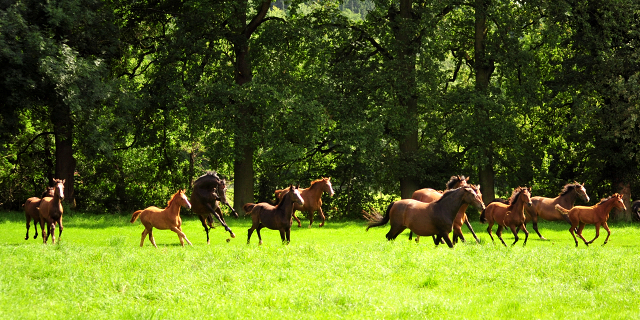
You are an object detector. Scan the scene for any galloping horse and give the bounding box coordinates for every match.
[480,187,533,246]
[37,179,65,244]
[275,177,335,227]
[23,187,55,240]
[410,175,480,244]
[191,171,238,243]
[247,185,304,245]
[555,193,625,247]
[365,185,485,248]
[524,182,590,239]
[130,189,193,247]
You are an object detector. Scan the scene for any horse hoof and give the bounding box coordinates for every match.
[259,241,263,245]
[230,233,236,238]
[207,240,210,245]
[226,238,230,243]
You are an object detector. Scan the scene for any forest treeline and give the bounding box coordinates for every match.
[1,0,639,221]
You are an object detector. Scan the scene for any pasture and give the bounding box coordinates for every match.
[1,210,639,319]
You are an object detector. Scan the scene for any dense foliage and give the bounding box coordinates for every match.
[1,0,639,221]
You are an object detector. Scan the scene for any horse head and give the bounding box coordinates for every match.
[520,187,533,207]
[289,185,304,206]
[53,179,65,200]
[463,185,485,210]
[612,193,626,211]
[576,182,590,203]
[323,177,335,197]
[174,189,192,209]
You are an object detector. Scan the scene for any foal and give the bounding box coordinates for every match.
[37,179,65,244]
[131,189,193,247]
[480,187,532,246]
[23,187,55,240]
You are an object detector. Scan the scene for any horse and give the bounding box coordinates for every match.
[275,177,335,227]
[480,187,533,246]
[130,189,193,247]
[37,179,65,244]
[523,182,590,240]
[555,193,626,247]
[23,187,55,240]
[632,200,640,222]
[190,171,238,243]
[409,175,480,244]
[365,185,485,248]
[247,185,304,245]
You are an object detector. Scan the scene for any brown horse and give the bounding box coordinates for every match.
[410,175,480,244]
[190,171,238,243]
[275,177,335,227]
[23,187,55,240]
[130,189,193,247]
[524,182,590,239]
[247,185,304,245]
[37,179,65,244]
[555,193,625,247]
[365,185,485,248]
[480,187,533,246]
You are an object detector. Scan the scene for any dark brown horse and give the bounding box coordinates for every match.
[275,177,335,227]
[23,187,55,240]
[555,193,626,247]
[366,185,485,248]
[631,200,640,222]
[37,179,65,244]
[524,182,590,239]
[409,175,480,244]
[247,185,304,245]
[131,189,193,247]
[190,171,238,243]
[480,187,533,246]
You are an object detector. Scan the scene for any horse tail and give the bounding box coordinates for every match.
[554,204,571,223]
[479,207,487,223]
[365,202,394,231]
[243,203,256,215]
[130,210,143,223]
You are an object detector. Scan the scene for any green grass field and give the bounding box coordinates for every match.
[1,210,639,319]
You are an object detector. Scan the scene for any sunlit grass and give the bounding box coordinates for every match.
[1,211,639,319]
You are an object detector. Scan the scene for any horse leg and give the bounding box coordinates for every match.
[292,210,302,228]
[199,215,211,244]
[385,225,406,241]
[496,225,507,247]
[256,223,264,245]
[464,217,480,244]
[140,228,149,247]
[206,203,235,238]
[318,208,326,227]
[602,222,611,246]
[49,221,56,244]
[486,222,495,242]
[308,211,314,228]
[247,225,255,245]
[569,224,579,247]
[25,214,31,240]
[576,223,589,246]
[531,216,546,240]
[441,234,454,248]
[285,227,291,244]
[587,223,601,245]
[148,229,158,248]
[520,224,529,246]
[57,217,63,240]
[279,229,286,244]
[509,225,520,246]
[171,226,192,246]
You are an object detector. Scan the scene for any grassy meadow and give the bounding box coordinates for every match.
[1,210,639,319]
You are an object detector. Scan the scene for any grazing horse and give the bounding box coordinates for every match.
[409,175,480,244]
[130,189,193,247]
[247,185,304,245]
[480,187,533,246]
[275,177,335,227]
[37,179,65,244]
[365,185,485,248]
[191,171,238,243]
[555,194,626,247]
[524,182,590,240]
[23,187,55,240]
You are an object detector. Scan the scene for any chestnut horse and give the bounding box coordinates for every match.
[275,177,335,227]
[480,187,533,246]
[37,179,65,244]
[555,193,626,247]
[191,171,238,243]
[365,185,485,248]
[410,175,480,244]
[524,182,590,240]
[130,189,193,247]
[247,185,304,245]
[23,187,55,240]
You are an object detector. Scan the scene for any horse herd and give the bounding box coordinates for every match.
[22,173,638,248]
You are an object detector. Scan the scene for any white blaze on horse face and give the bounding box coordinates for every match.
[581,186,590,202]
[57,183,65,200]
[293,188,304,206]
[327,180,335,196]
[182,193,192,209]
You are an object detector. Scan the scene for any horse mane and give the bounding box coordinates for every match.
[594,193,620,207]
[558,182,580,196]
[435,186,462,203]
[309,178,326,188]
[166,190,183,208]
[507,187,526,210]
[276,186,295,208]
[194,171,220,184]
[446,175,466,190]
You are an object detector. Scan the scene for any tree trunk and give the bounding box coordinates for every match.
[614,182,632,221]
[51,104,76,207]
[474,0,495,204]
[396,0,419,199]
[233,144,254,213]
